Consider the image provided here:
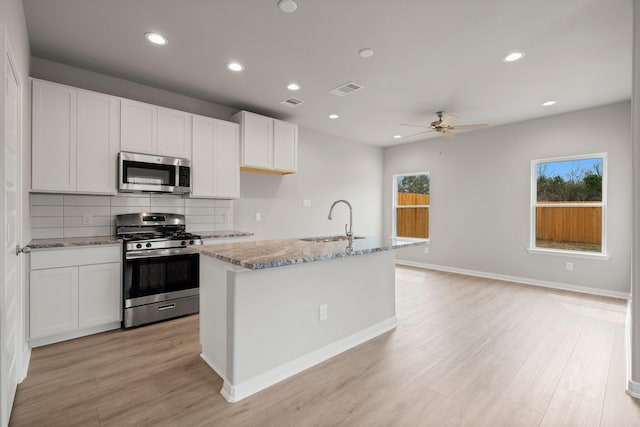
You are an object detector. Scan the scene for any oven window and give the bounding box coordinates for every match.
[125,253,199,299]
[123,160,175,186]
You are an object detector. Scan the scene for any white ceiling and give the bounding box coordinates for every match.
[22,0,632,147]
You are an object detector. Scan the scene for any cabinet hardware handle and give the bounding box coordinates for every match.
[158,304,176,311]
[16,245,31,255]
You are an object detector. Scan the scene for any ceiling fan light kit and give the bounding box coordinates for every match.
[400,111,489,139]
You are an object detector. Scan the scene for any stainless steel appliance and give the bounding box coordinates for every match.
[118,151,191,194]
[117,213,202,328]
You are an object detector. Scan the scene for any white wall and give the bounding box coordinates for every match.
[234,127,384,240]
[384,102,632,295]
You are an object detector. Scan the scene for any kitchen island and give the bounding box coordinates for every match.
[190,236,425,402]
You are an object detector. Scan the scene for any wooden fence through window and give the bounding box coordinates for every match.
[397,193,429,238]
[536,204,602,244]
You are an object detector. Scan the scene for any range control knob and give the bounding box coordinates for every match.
[145,242,152,248]
[189,240,195,245]
[181,241,187,246]
[136,243,142,249]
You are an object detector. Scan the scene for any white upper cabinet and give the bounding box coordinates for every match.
[213,120,240,198]
[32,79,119,194]
[120,99,156,154]
[121,100,191,159]
[191,115,239,198]
[157,107,192,158]
[240,111,273,169]
[233,110,297,174]
[273,119,298,172]
[76,90,119,193]
[32,80,77,192]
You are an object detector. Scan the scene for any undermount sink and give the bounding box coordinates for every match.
[300,235,366,243]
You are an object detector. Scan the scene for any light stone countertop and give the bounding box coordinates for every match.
[27,230,254,249]
[27,235,122,249]
[190,236,426,270]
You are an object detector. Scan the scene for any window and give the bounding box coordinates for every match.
[393,172,430,239]
[531,154,606,255]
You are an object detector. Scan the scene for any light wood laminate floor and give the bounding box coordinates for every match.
[10,267,640,426]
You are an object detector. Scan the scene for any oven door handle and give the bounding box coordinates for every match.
[125,248,196,259]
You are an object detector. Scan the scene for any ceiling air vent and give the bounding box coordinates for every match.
[280,97,304,107]
[329,81,364,96]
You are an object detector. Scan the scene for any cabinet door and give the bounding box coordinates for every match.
[76,90,120,193]
[30,267,79,339]
[241,111,273,169]
[214,121,240,198]
[121,99,156,154]
[191,115,215,197]
[32,80,77,191]
[157,107,192,159]
[78,263,121,328]
[273,119,298,172]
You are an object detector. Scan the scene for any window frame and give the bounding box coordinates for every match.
[392,171,430,241]
[528,153,609,260]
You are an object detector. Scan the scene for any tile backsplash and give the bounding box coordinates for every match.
[30,193,234,239]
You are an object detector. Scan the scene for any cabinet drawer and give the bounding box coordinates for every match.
[31,245,121,270]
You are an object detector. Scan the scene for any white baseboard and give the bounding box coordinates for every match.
[208,316,398,403]
[624,302,640,398]
[395,260,630,300]
[20,344,31,382]
[627,379,640,399]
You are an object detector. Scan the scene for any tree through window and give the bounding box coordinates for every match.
[532,155,606,253]
[393,173,430,239]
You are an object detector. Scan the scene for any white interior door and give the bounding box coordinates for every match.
[0,25,23,427]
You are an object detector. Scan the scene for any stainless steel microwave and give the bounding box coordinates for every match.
[118,152,191,194]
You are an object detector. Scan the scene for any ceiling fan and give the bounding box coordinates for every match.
[401,111,489,139]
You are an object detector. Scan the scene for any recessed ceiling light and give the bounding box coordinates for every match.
[227,62,243,72]
[393,135,402,139]
[329,114,339,119]
[542,100,557,106]
[278,0,298,13]
[503,52,524,62]
[145,32,167,46]
[359,48,374,58]
[287,83,300,91]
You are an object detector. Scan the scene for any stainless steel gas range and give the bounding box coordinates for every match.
[116,213,203,328]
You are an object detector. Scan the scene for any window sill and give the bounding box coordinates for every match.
[527,247,609,261]
[394,237,429,243]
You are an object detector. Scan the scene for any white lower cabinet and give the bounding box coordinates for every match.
[30,267,79,339]
[29,245,122,347]
[78,263,121,329]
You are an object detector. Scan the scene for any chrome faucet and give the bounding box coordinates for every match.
[328,199,353,247]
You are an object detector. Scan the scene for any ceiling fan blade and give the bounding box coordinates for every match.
[451,124,489,130]
[443,130,456,140]
[400,123,432,128]
[404,129,435,138]
[439,114,458,127]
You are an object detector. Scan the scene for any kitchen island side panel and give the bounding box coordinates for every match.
[228,250,396,384]
[199,259,229,379]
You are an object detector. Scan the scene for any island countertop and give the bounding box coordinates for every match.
[190,236,425,270]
